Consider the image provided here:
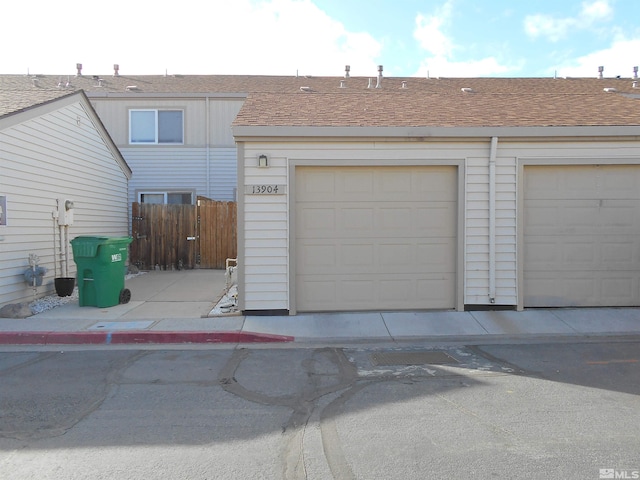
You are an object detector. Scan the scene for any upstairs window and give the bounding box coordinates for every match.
[129,109,183,144]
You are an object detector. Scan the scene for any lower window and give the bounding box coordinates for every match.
[138,191,194,205]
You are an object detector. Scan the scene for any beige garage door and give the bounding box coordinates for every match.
[295,166,457,312]
[524,165,640,307]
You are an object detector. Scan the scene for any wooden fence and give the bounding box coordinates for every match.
[131,198,236,270]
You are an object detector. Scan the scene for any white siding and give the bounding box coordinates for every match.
[0,101,129,307]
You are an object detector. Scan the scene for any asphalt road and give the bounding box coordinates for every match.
[0,340,638,479]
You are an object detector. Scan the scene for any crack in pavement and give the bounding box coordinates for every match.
[218,347,358,480]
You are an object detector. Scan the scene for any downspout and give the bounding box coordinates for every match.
[488,136,498,304]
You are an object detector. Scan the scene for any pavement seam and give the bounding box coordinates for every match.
[379,313,396,343]
[548,309,581,333]
[468,311,491,334]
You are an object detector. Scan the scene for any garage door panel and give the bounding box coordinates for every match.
[524,165,640,307]
[296,166,457,311]
[342,244,374,267]
[298,207,335,232]
[297,275,456,311]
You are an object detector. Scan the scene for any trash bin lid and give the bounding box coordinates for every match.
[71,236,132,257]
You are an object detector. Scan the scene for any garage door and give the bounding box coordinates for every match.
[524,165,640,307]
[295,166,457,312]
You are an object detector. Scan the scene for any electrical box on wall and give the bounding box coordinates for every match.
[57,198,74,225]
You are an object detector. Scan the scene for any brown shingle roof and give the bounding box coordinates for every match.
[233,90,640,127]
[1,73,639,127]
[0,88,76,118]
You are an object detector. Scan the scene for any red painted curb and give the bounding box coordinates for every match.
[0,331,294,345]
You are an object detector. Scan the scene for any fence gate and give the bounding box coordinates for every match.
[131,198,236,270]
[196,197,237,269]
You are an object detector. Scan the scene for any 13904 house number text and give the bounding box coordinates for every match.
[245,185,286,195]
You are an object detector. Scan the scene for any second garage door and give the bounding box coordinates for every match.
[295,166,458,312]
[524,164,640,307]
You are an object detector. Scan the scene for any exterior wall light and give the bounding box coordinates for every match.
[258,154,268,167]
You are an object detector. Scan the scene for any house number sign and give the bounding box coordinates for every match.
[245,185,286,195]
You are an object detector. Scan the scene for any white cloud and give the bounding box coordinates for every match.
[553,38,640,77]
[413,1,454,57]
[524,0,613,42]
[412,0,516,77]
[0,0,382,76]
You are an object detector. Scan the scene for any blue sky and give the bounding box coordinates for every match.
[2,0,639,78]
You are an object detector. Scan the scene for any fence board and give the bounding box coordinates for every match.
[131,199,236,270]
[198,197,237,269]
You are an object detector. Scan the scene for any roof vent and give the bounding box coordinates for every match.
[31,78,39,87]
[125,85,139,91]
[114,64,120,76]
[76,63,82,76]
[461,87,474,93]
[634,66,638,79]
[401,81,407,89]
[345,65,350,78]
[339,80,346,88]
[367,78,373,88]
[376,65,383,88]
[598,66,604,79]
[300,86,312,92]
[603,87,617,93]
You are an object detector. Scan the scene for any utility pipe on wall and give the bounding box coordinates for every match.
[488,136,498,303]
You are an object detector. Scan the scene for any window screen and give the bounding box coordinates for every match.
[130,111,156,143]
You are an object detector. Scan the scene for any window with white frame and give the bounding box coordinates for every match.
[139,191,193,205]
[129,109,183,144]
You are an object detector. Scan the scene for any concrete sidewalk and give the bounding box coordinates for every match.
[2,269,640,345]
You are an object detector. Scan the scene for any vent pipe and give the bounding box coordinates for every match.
[634,66,638,79]
[367,78,373,88]
[114,64,120,76]
[376,65,383,88]
[598,65,604,79]
[76,63,82,76]
[345,65,350,78]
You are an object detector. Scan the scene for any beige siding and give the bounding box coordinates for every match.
[464,155,517,305]
[240,138,640,313]
[0,101,129,306]
[90,97,242,202]
[240,141,472,312]
[242,151,289,310]
[209,100,244,146]
[91,97,244,147]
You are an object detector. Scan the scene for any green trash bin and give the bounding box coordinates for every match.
[71,236,133,308]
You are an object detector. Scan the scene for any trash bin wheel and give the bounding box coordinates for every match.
[119,288,131,304]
